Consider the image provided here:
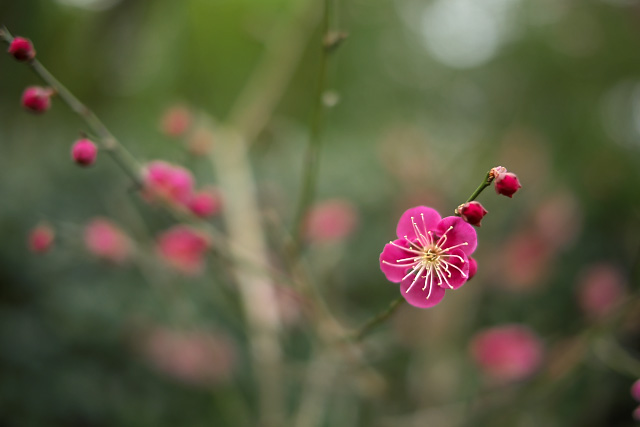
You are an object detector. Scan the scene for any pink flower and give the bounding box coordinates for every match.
[458,201,488,227]
[141,161,194,206]
[28,223,55,253]
[470,324,543,383]
[188,188,222,218]
[304,199,359,243]
[379,206,477,308]
[577,263,626,319]
[138,327,236,386]
[71,138,98,166]
[21,86,53,113]
[631,379,640,402]
[160,105,192,137]
[634,406,640,422]
[156,225,210,275]
[8,37,36,61]
[84,218,132,264]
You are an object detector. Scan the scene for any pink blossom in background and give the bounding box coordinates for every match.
[533,192,582,251]
[379,206,477,308]
[304,199,359,243]
[631,379,640,401]
[138,327,236,386]
[156,225,210,275]
[28,223,54,253]
[84,218,132,264]
[497,230,552,291]
[470,324,543,383]
[188,188,222,218]
[141,161,195,207]
[577,263,627,319]
[634,406,640,422]
[160,105,192,137]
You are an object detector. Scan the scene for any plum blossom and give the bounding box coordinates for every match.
[28,223,55,253]
[84,218,132,264]
[470,324,543,383]
[156,225,210,275]
[379,206,477,308]
[304,199,359,244]
[141,161,194,207]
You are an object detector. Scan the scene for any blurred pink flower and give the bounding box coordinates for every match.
[188,188,222,218]
[304,199,358,243]
[139,327,236,386]
[634,406,640,422]
[631,379,640,401]
[160,105,192,137]
[142,161,195,207]
[577,263,627,319]
[470,324,543,383]
[28,223,54,253]
[156,225,210,275]
[380,206,477,308]
[84,218,132,264]
[533,192,582,251]
[497,230,552,291]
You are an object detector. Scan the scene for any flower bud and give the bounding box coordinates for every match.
[494,172,522,198]
[21,86,53,113]
[468,257,478,280]
[188,189,222,218]
[8,37,36,61]
[28,223,55,253]
[71,139,98,166]
[458,201,488,227]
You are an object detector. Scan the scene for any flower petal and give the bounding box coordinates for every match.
[380,239,415,283]
[436,216,478,255]
[400,274,446,308]
[396,206,442,241]
[436,248,469,289]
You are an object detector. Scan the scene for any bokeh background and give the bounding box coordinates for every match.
[2,0,640,426]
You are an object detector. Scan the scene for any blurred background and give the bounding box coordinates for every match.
[1,0,640,426]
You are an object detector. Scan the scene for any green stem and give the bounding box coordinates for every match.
[352,296,405,341]
[464,170,493,204]
[1,26,142,187]
[290,0,334,252]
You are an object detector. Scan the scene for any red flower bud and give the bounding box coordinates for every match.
[21,86,53,113]
[8,37,36,61]
[28,223,55,253]
[468,257,478,280]
[494,172,522,198]
[188,189,222,218]
[458,201,488,227]
[71,139,98,166]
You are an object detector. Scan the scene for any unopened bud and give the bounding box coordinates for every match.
[494,172,522,198]
[21,86,53,113]
[458,201,488,227]
[8,37,36,61]
[71,139,98,166]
